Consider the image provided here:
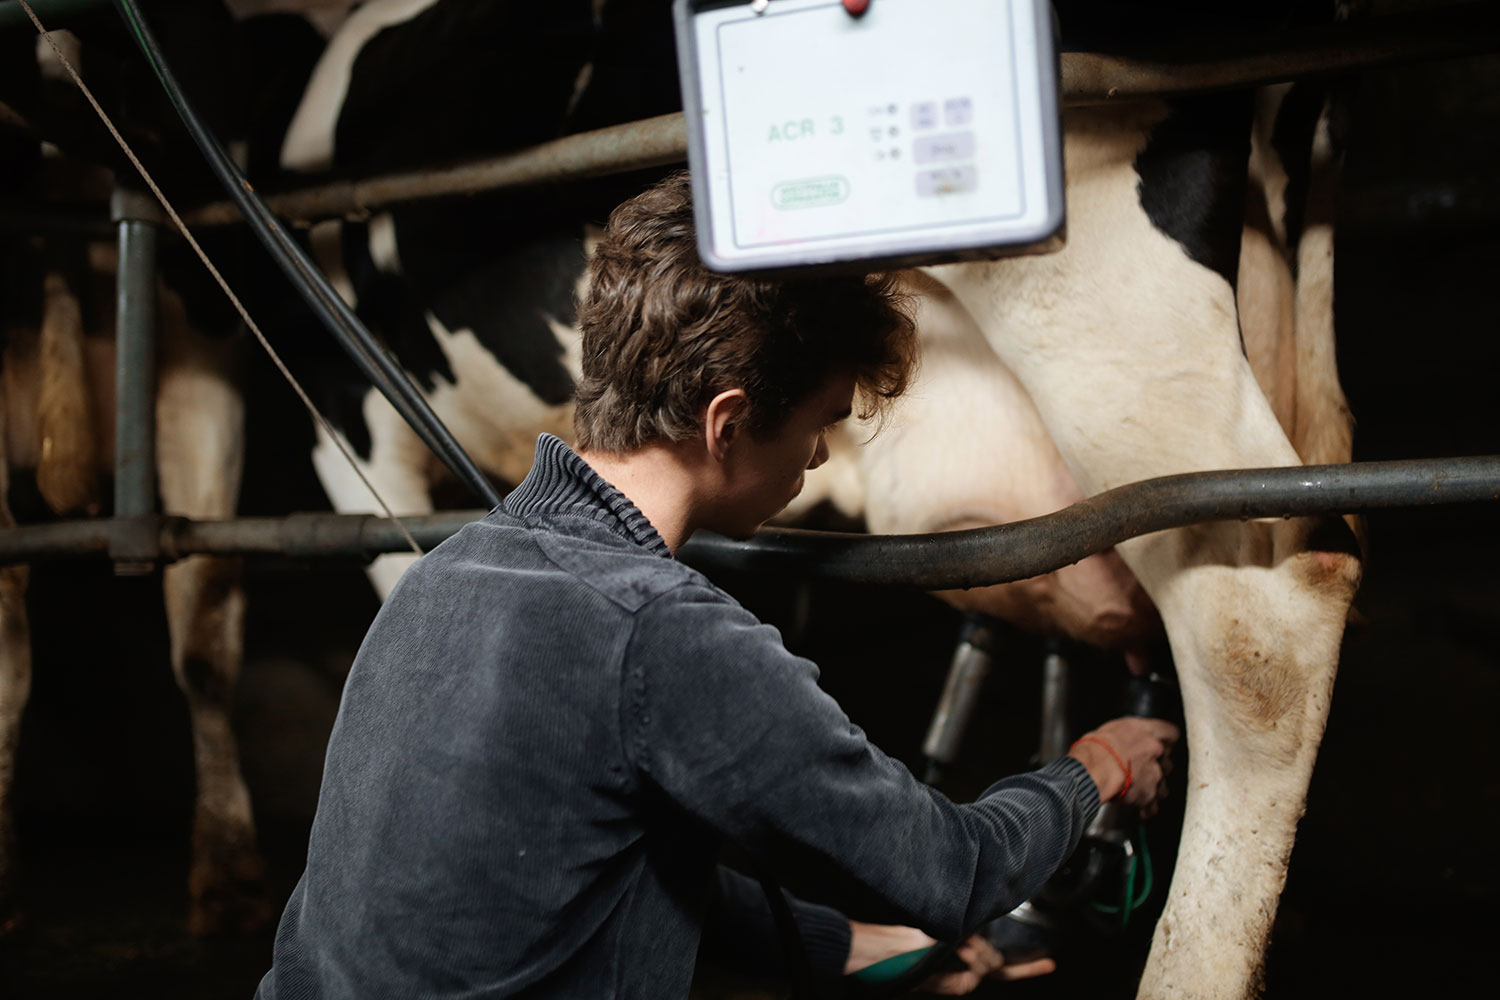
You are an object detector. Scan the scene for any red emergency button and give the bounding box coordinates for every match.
[843,0,871,16]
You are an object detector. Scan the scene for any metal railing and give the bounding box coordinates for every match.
[2,459,1497,580]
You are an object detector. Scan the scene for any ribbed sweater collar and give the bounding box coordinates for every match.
[502,434,672,558]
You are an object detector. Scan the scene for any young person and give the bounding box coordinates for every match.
[256,172,1177,999]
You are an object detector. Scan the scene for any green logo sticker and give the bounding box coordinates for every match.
[771,176,850,210]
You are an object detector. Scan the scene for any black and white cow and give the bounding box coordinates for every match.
[2,1,1362,996]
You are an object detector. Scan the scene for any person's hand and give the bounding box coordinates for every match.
[918,932,1056,994]
[845,922,1055,995]
[1068,717,1180,817]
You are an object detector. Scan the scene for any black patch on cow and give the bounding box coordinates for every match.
[567,0,680,132]
[425,232,583,408]
[392,199,584,409]
[181,655,231,705]
[1271,82,1326,277]
[1,235,97,365]
[1052,0,1335,51]
[43,240,97,333]
[340,220,455,395]
[562,0,685,217]
[302,201,584,462]
[1,239,43,340]
[234,13,329,181]
[158,232,249,341]
[1323,81,1353,162]
[334,0,595,175]
[321,377,376,464]
[1305,514,1363,562]
[1,30,42,362]
[1134,93,1254,290]
[0,31,40,176]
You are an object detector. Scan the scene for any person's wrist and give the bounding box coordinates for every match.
[1068,736,1128,801]
[844,921,934,975]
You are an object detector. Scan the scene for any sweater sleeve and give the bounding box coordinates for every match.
[699,867,851,982]
[622,584,1101,942]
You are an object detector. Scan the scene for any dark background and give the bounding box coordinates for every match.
[2,2,1498,997]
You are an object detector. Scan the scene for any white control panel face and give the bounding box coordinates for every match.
[677,0,1062,273]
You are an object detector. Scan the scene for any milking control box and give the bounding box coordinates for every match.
[674,0,1064,275]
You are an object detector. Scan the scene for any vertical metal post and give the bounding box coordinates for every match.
[1038,640,1071,763]
[110,187,161,574]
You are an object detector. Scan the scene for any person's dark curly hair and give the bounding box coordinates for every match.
[573,172,917,453]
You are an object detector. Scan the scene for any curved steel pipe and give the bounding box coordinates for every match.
[0,457,1495,575]
[675,457,1500,588]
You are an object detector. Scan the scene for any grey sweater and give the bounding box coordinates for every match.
[256,434,1100,999]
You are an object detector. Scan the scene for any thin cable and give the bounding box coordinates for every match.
[112,0,503,511]
[19,0,422,555]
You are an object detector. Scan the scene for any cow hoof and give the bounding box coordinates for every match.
[187,849,274,935]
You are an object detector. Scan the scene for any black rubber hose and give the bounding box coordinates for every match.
[111,0,503,510]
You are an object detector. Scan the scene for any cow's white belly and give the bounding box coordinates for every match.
[794,264,1157,648]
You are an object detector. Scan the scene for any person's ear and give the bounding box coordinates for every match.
[704,389,751,462]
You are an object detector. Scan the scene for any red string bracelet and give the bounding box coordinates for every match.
[1071,736,1133,801]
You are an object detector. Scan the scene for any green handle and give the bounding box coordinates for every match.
[848,945,935,985]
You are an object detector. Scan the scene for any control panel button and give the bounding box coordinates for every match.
[914,131,976,164]
[911,101,938,130]
[944,96,973,126]
[917,166,978,197]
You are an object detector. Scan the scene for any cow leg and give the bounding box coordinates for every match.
[0,382,30,934]
[311,388,434,601]
[1127,93,1360,995]
[155,286,268,934]
[1129,520,1359,996]
[1,267,93,930]
[932,101,1360,998]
